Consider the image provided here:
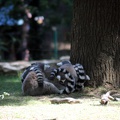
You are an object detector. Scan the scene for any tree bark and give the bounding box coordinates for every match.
[70,0,120,88]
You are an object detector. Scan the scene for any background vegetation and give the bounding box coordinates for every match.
[0,0,73,61]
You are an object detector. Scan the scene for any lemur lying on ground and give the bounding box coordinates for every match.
[49,60,90,94]
[21,60,90,95]
[21,62,63,96]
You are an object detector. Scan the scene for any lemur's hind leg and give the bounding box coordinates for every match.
[43,80,64,95]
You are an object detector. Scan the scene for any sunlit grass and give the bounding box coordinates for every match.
[0,74,38,106]
[0,74,59,106]
[0,74,120,120]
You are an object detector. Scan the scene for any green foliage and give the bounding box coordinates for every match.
[0,0,73,60]
[40,0,73,26]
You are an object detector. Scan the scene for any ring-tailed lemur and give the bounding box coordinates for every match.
[22,71,63,96]
[50,60,77,94]
[21,62,63,96]
[50,67,76,94]
[50,60,90,93]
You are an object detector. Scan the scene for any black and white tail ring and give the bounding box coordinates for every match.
[50,68,76,94]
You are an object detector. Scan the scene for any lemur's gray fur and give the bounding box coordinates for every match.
[22,71,62,96]
[50,60,90,93]
[21,62,63,96]
[50,60,77,94]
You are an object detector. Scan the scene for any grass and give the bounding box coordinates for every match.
[0,74,120,120]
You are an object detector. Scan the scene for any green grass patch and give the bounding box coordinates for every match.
[0,74,43,106]
[0,74,91,106]
[0,74,21,94]
[0,74,120,120]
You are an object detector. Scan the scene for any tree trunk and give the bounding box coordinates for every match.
[70,0,120,88]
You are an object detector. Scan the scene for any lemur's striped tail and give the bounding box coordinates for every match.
[21,65,44,87]
[50,68,68,78]
[32,66,44,87]
[74,63,90,81]
[21,66,31,83]
[50,68,74,82]
[50,68,75,94]
[73,63,90,91]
